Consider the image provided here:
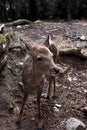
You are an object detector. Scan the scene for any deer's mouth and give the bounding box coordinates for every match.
[49,68,60,76]
[49,68,62,77]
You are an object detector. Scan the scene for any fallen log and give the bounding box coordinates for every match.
[5,19,32,27]
[59,47,87,59]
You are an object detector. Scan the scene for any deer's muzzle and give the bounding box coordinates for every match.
[49,67,61,76]
[53,68,60,74]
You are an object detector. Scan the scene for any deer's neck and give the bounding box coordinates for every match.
[32,62,44,80]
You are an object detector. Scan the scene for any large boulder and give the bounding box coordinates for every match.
[66,117,86,130]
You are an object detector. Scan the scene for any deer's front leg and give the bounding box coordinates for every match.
[16,89,28,125]
[53,77,56,98]
[47,76,53,99]
[37,81,44,130]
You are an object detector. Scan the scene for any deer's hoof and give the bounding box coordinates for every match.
[16,120,21,126]
[38,127,44,130]
[38,119,44,130]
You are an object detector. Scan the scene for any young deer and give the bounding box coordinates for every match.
[43,35,60,99]
[45,35,71,99]
[16,37,60,130]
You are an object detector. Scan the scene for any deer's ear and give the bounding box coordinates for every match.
[43,35,52,47]
[25,44,33,55]
[19,39,33,55]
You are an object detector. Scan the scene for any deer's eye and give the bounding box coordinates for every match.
[37,56,43,61]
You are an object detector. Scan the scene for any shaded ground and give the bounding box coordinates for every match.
[0,20,87,130]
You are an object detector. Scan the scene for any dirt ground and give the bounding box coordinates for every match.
[0,20,87,130]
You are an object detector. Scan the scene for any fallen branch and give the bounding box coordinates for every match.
[5,19,32,27]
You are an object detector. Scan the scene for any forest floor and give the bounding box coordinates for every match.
[0,20,87,130]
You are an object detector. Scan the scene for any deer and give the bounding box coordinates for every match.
[42,35,61,99]
[45,35,71,99]
[16,36,61,130]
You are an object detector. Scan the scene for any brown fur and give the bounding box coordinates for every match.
[16,38,60,130]
[42,35,59,99]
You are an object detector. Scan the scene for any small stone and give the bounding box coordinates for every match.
[66,117,86,130]
[17,25,21,28]
[41,93,47,98]
[80,35,85,40]
[17,62,24,66]
[73,77,77,81]
[55,104,62,108]
[80,35,87,41]
[53,106,59,112]
[19,82,23,86]
[68,75,72,81]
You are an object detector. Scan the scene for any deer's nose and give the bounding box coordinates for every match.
[53,68,60,74]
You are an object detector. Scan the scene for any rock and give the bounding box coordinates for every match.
[17,25,21,28]
[16,62,24,66]
[53,106,59,112]
[55,103,62,108]
[80,35,87,41]
[82,107,87,116]
[66,117,86,130]
[0,24,5,33]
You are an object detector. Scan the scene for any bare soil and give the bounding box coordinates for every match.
[0,20,87,130]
